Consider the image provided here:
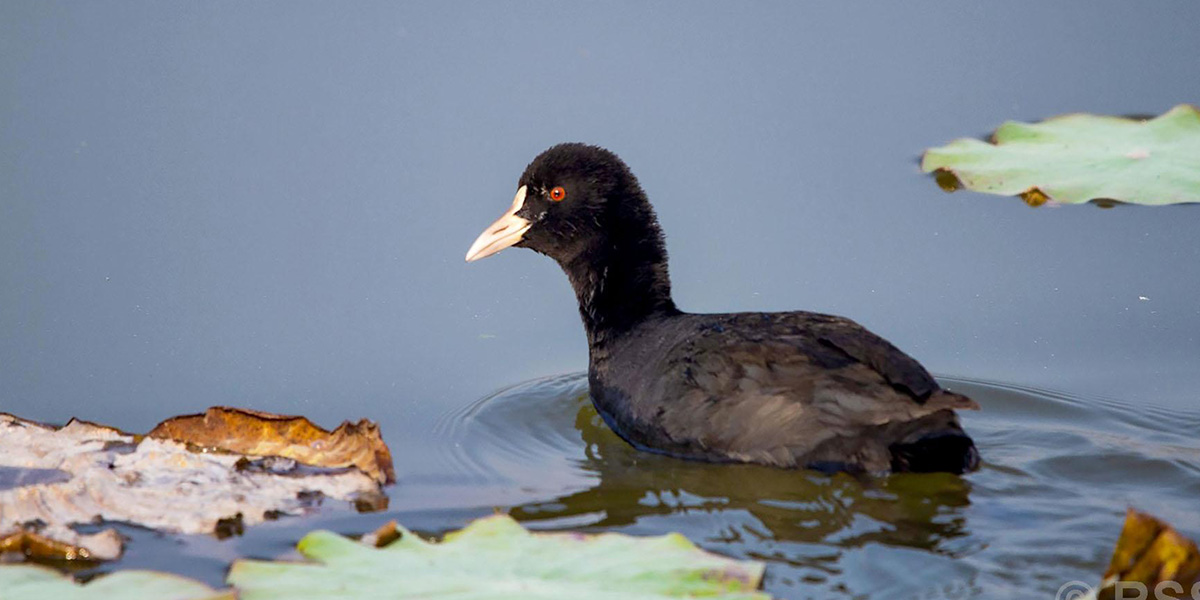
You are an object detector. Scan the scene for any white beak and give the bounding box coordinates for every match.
[465,186,532,262]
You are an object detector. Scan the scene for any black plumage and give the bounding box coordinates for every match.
[466,143,980,474]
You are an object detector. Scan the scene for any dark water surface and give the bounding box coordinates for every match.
[2,2,1199,598]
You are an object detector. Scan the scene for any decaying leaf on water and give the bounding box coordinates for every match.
[0,410,393,562]
[359,519,402,548]
[228,513,773,599]
[148,407,395,484]
[922,104,1200,206]
[0,528,123,563]
[1093,509,1200,600]
[0,564,235,600]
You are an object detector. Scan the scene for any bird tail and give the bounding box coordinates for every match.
[888,409,980,475]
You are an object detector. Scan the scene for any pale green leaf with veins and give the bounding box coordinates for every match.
[0,564,234,600]
[228,514,772,600]
[922,104,1200,206]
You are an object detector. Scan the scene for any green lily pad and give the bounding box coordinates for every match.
[228,514,772,599]
[0,564,234,600]
[921,104,1200,206]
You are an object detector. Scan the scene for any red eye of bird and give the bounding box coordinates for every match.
[550,186,566,201]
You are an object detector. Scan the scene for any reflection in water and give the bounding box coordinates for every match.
[514,395,973,555]
[442,373,1200,598]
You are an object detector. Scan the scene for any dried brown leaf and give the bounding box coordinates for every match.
[0,411,387,556]
[147,407,395,484]
[360,519,401,548]
[1097,509,1200,599]
[0,527,122,562]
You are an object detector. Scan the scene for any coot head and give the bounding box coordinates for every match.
[465,143,660,266]
[466,143,676,337]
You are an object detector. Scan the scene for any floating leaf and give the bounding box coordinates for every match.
[0,412,386,554]
[0,564,234,600]
[1094,509,1200,600]
[148,407,395,484]
[922,104,1200,206]
[0,528,123,562]
[229,514,772,599]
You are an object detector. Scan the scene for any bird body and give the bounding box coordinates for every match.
[590,310,978,473]
[466,143,980,475]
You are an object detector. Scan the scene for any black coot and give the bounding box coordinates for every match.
[466,143,980,474]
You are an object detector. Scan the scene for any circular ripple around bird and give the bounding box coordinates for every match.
[433,373,1200,599]
[433,372,595,497]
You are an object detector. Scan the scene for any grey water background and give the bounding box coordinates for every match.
[2,2,1199,598]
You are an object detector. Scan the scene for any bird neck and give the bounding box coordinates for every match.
[560,233,677,347]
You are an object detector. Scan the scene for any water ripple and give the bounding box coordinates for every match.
[432,373,1200,598]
